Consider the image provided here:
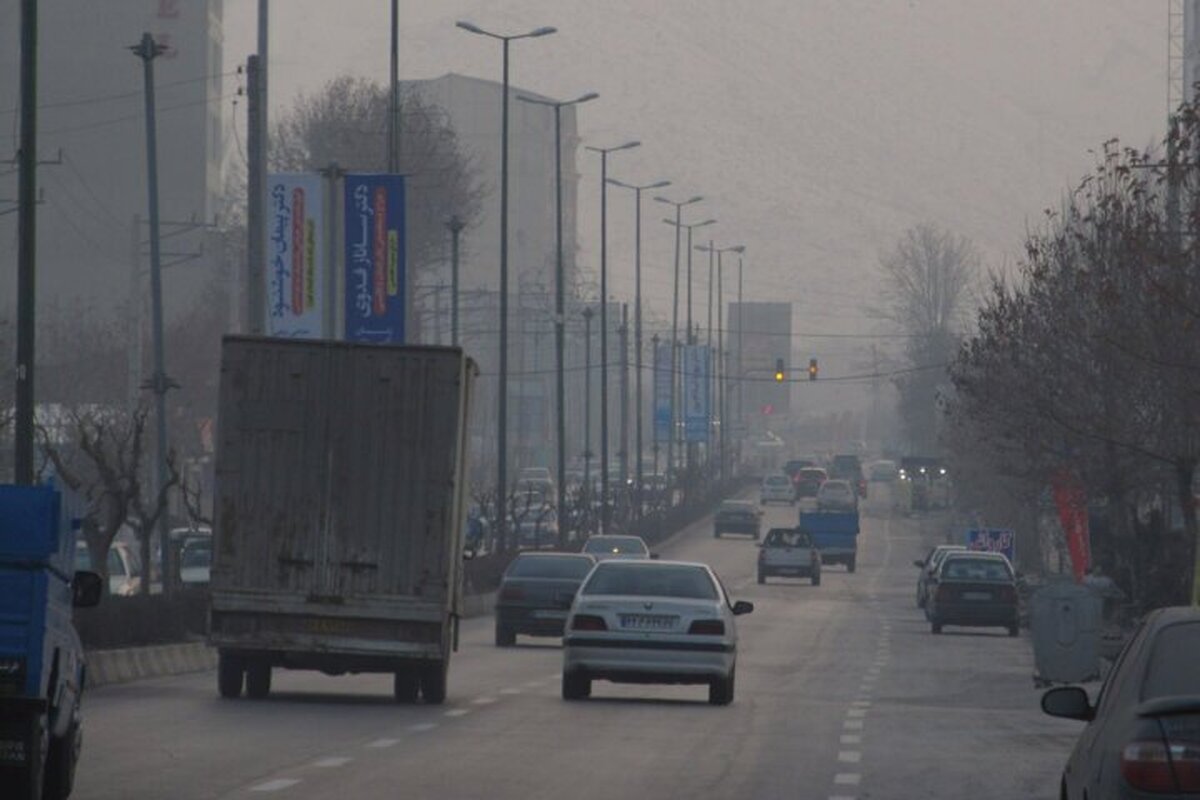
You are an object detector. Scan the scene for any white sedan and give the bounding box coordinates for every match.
[561,560,753,705]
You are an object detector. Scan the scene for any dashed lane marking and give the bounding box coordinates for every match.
[472,696,497,705]
[366,738,400,749]
[838,751,862,764]
[407,723,438,733]
[829,796,857,800]
[851,700,871,707]
[500,687,522,695]
[250,779,301,792]
[445,708,471,718]
[847,708,867,718]
[834,774,862,786]
[841,734,862,745]
[312,757,352,768]
[844,719,864,730]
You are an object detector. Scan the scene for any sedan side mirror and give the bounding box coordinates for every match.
[72,570,103,608]
[462,548,477,561]
[732,600,754,616]
[1041,686,1093,721]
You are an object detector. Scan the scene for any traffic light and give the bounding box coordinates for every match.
[808,358,818,381]
[774,358,785,382]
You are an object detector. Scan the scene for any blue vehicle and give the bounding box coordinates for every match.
[798,510,860,573]
[0,484,102,799]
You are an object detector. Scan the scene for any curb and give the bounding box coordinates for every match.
[85,591,500,689]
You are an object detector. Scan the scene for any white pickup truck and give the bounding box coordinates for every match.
[757,527,822,586]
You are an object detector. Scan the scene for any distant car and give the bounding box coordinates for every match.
[515,510,559,550]
[793,467,828,498]
[581,535,651,561]
[783,459,817,479]
[816,479,858,511]
[830,454,867,497]
[757,527,821,585]
[74,540,143,597]
[926,552,1019,636]
[1042,606,1200,799]
[494,552,597,646]
[869,459,898,482]
[913,544,967,608]
[178,535,213,586]
[760,474,795,505]
[713,500,761,539]
[561,559,753,705]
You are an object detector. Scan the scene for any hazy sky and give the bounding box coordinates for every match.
[225,1,1166,341]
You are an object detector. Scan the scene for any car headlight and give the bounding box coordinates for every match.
[0,656,26,696]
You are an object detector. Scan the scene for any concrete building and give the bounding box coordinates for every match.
[727,301,792,435]
[0,0,225,323]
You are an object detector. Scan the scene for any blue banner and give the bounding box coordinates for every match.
[965,528,1016,564]
[653,342,672,443]
[684,345,710,443]
[344,174,405,342]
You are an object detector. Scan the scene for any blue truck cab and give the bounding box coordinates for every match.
[0,484,102,800]
[798,510,860,573]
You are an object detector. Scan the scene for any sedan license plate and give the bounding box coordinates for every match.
[619,614,678,630]
[531,610,567,620]
[962,591,992,601]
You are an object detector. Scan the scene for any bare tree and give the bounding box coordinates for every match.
[878,224,978,452]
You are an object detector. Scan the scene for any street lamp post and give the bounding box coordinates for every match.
[456,20,556,551]
[695,242,744,482]
[518,91,598,545]
[585,140,640,533]
[446,216,464,347]
[664,216,715,486]
[582,305,595,523]
[653,194,703,484]
[606,177,669,519]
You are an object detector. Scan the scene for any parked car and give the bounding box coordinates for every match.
[178,535,213,586]
[816,479,858,511]
[561,559,753,705]
[913,544,967,608]
[793,467,828,498]
[494,552,596,646]
[74,540,143,597]
[926,552,1019,636]
[760,474,795,505]
[1041,606,1200,799]
[581,535,651,561]
[757,527,821,585]
[714,500,762,539]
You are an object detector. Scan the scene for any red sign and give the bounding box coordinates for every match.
[1051,470,1090,582]
[761,404,774,416]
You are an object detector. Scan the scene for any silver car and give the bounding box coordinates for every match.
[816,479,858,511]
[561,560,753,705]
[581,534,651,561]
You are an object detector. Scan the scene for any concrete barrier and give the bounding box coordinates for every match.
[85,591,500,689]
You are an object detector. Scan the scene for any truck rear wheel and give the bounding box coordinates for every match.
[245,661,272,699]
[419,662,447,705]
[43,713,80,800]
[217,651,245,699]
[846,556,857,573]
[393,671,419,703]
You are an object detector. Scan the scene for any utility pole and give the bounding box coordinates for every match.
[388,0,400,173]
[13,0,37,485]
[582,306,594,515]
[619,304,630,500]
[447,217,464,347]
[651,333,661,480]
[131,33,174,590]
[245,54,264,334]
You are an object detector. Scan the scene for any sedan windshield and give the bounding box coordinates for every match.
[940,558,1012,581]
[583,536,647,556]
[507,556,594,580]
[582,564,718,600]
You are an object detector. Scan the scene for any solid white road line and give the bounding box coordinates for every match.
[250,779,301,792]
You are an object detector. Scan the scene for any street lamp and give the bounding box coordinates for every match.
[518,90,598,546]
[653,194,703,481]
[606,176,670,519]
[695,242,744,482]
[456,19,556,552]
[585,139,640,532]
[663,215,715,484]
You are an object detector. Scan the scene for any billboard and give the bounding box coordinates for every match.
[266,173,325,338]
[683,344,711,443]
[344,174,405,343]
[653,341,672,443]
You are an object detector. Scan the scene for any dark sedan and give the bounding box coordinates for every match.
[495,552,596,646]
[713,501,761,539]
[1042,606,1200,799]
[792,467,828,499]
[926,552,1019,636]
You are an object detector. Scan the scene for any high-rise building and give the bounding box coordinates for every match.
[0,0,225,322]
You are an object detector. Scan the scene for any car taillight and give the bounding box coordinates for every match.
[571,614,607,631]
[688,619,725,636]
[1121,741,1183,793]
[499,585,525,601]
[1173,741,1200,792]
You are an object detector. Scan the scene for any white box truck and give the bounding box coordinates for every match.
[208,337,475,704]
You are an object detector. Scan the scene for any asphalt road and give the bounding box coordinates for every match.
[73,486,1083,800]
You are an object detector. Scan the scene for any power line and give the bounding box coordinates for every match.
[0,70,238,116]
